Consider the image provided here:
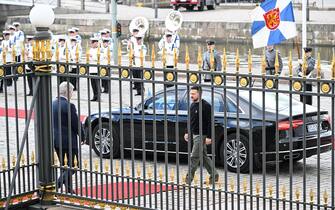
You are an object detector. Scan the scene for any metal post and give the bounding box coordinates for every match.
[111,0,118,64]
[154,0,158,19]
[302,0,307,50]
[34,29,55,204]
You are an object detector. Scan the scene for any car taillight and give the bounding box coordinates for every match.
[278,120,304,131]
[191,0,198,3]
[171,0,176,3]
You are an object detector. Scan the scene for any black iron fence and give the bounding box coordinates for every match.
[0,40,334,209]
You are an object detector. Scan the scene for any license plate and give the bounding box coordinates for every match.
[307,123,318,133]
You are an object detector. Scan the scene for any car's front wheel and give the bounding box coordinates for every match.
[92,122,120,158]
[220,133,250,173]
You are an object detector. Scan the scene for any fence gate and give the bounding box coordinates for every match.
[0,39,334,210]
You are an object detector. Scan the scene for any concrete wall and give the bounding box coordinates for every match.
[7,16,335,46]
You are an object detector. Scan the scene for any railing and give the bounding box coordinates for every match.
[0,40,335,209]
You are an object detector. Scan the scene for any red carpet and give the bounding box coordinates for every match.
[77,181,174,200]
[0,107,86,121]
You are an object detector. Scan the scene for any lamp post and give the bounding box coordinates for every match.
[29,4,55,204]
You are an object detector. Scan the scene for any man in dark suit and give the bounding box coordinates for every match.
[52,82,84,193]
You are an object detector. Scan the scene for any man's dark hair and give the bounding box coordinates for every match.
[191,86,202,94]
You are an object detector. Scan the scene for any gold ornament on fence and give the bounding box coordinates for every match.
[190,73,199,84]
[59,65,66,74]
[321,83,331,94]
[0,68,4,77]
[293,81,302,92]
[214,75,223,86]
[79,66,86,75]
[17,66,24,74]
[100,68,107,77]
[121,69,129,78]
[144,70,152,80]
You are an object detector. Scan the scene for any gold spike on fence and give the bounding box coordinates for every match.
[84,159,88,170]
[282,185,286,199]
[288,51,293,77]
[274,50,279,76]
[255,180,260,196]
[97,44,101,65]
[128,45,133,67]
[243,177,247,193]
[41,40,46,61]
[210,49,214,71]
[193,174,199,186]
[151,44,155,68]
[46,40,52,61]
[140,47,144,67]
[261,50,266,75]
[235,48,240,72]
[55,43,60,62]
[31,151,35,164]
[94,159,99,172]
[147,166,153,179]
[12,155,16,168]
[12,45,16,63]
[302,52,307,78]
[229,177,234,192]
[295,187,300,201]
[65,42,69,63]
[64,153,68,167]
[317,52,321,79]
[86,42,90,64]
[76,44,80,63]
[222,48,227,72]
[248,49,252,74]
[174,48,178,68]
[170,168,175,183]
[54,151,59,166]
[185,46,190,70]
[159,166,163,181]
[73,155,78,169]
[21,155,25,166]
[310,189,314,203]
[136,164,141,177]
[2,46,6,64]
[126,162,130,176]
[1,157,5,171]
[21,42,25,62]
[268,183,273,198]
[118,42,122,66]
[104,160,109,172]
[115,160,120,175]
[197,46,202,70]
[162,48,166,68]
[323,190,328,206]
[107,45,111,65]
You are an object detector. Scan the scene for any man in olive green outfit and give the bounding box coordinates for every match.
[184,86,219,184]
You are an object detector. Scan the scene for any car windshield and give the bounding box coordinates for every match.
[239,91,302,111]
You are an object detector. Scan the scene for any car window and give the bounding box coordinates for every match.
[179,90,226,112]
[145,89,185,110]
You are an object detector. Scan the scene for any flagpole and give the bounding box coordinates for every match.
[302,0,307,51]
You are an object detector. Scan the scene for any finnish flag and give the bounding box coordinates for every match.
[251,0,297,49]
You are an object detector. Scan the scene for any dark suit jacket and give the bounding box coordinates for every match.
[52,97,84,151]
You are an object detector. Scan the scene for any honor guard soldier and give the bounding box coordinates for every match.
[0,31,13,92]
[67,28,76,45]
[100,37,112,93]
[13,22,25,63]
[56,36,68,84]
[69,36,82,90]
[132,33,147,96]
[127,28,139,52]
[89,37,101,102]
[296,47,315,105]
[202,40,222,82]
[265,45,283,75]
[72,27,82,45]
[158,30,179,87]
[25,35,34,96]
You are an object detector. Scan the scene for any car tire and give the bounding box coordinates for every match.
[92,122,120,158]
[207,3,215,10]
[186,5,194,10]
[220,133,250,173]
[198,0,204,11]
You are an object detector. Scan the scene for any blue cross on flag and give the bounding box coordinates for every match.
[251,0,297,49]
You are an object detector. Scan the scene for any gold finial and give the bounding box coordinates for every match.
[118,42,122,66]
[21,155,25,166]
[31,151,35,163]
[261,50,266,75]
[243,177,247,193]
[323,190,328,205]
[274,50,279,76]
[55,43,59,62]
[107,45,111,65]
[222,48,227,72]
[94,159,99,172]
[281,185,286,199]
[128,44,133,67]
[331,53,335,80]
[21,42,25,62]
[75,44,80,63]
[84,159,88,170]
[248,49,252,73]
[73,155,78,168]
[309,189,314,203]
[197,46,202,70]
[86,42,90,64]
[182,174,187,185]
[162,48,166,68]
[295,187,300,201]
[255,180,260,195]
[170,168,175,183]
[159,166,163,181]
[65,42,69,63]
[151,44,155,68]
[217,177,222,190]
[193,174,199,186]
[302,52,307,78]
[12,155,16,168]
[229,177,234,192]
[136,164,141,177]
[316,52,321,79]
[210,48,214,71]
[36,40,41,61]
[97,44,101,65]
[2,157,6,170]
[147,166,153,179]
[12,45,16,63]
[268,183,273,197]
[126,162,130,176]
[205,175,211,188]
[115,160,120,175]
[235,48,240,72]
[47,40,52,60]
[64,153,68,167]
[105,160,109,172]
[185,45,190,70]
[54,152,59,166]
[288,51,293,77]
[174,48,178,68]
[2,46,6,63]
[140,47,144,67]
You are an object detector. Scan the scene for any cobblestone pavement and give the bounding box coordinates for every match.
[0,66,334,209]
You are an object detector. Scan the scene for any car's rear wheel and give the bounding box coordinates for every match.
[198,0,204,11]
[220,133,250,173]
[186,5,194,10]
[92,122,120,158]
[207,3,215,10]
